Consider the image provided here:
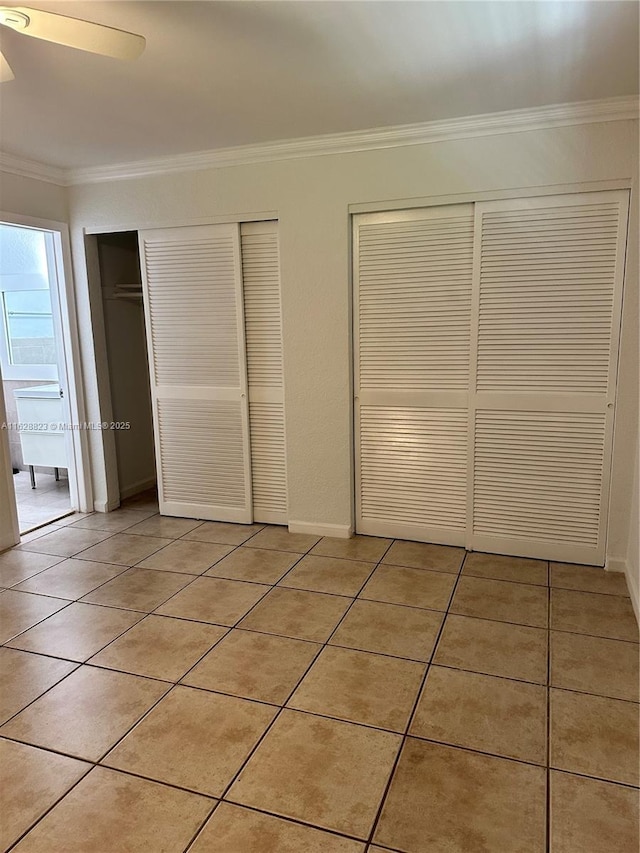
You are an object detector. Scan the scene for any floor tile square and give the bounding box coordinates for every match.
[156,577,270,625]
[0,550,63,588]
[183,629,319,704]
[124,515,203,538]
[382,540,464,573]
[228,709,400,838]
[69,508,157,534]
[245,527,320,553]
[0,739,90,851]
[190,803,365,853]
[550,589,638,642]
[360,564,456,611]
[136,539,234,574]
[450,576,548,628]
[329,599,443,663]
[9,766,212,853]
[75,533,172,566]
[90,615,226,681]
[181,521,265,546]
[7,603,143,662]
[0,591,68,644]
[17,527,113,558]
[550,631,639,702]
[289,646,424,731]
[311,535,391,563]
[239,587,352,642]
[550,771,639,853]
[463,552,548,586]
[279,554,374,596]
[204,547,300,584]
[434,614,548,683]
[374,739,546,853]
[550,562,630,596]
[80,567,196,612]
[13,558,127,600]
[104,686,276,796]
[0,648,77,724]
[1,666,169,761]
[550,688,639,786]
[410,666,547,764]
[18,524,64,544]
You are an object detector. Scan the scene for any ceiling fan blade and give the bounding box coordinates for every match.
[0,6,145,60]
[0,48,14,81]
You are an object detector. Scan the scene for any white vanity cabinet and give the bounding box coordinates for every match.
[13,385,67,483]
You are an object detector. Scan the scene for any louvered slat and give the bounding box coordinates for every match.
[360,406,467,529]
[143,236,240,387]
[476,201,621,394]
[241,226,284,388]
[241,221,287,523]
[157,400,246,506]
[139,224,252,523]
[358,211,474,391]
[354,206,473,543]
[248,402,287,518]
[473,411,605,546]
[470,192,628,564]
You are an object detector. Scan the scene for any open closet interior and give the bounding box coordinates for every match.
[97,231,156,502]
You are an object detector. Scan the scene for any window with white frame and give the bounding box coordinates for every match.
[0,223,59,381]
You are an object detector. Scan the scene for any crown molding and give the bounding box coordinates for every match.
[2,96,638,187]
[0,152,66,185]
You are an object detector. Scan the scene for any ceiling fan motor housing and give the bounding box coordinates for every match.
[0,9,30,30]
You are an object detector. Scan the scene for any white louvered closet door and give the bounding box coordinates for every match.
[354,205,475,544]
[240,221,288,523]
[469,191,629,564]
[139,224,252,522]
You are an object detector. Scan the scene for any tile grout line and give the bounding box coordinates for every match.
[546,561,552,853]
[3,754,95,853]
[209,540,394,804]
[179,531,371,852]
[363,548,468,849]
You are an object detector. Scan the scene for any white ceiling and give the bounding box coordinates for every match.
[0,1,637,170]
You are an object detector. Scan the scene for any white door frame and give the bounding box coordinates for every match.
[0,211,93,519]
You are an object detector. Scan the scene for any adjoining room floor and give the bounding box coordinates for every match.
[12,471,71,534]
[0,499,638,852]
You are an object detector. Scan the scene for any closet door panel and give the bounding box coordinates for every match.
[241,221,287,523]
[354,205,474,544]
[469,192,629,564]
[139,224,252,522]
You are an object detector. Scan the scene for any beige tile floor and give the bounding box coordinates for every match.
[12,471,72,534]
[0,499,638,852]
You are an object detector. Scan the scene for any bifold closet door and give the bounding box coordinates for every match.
[469,191,629,564]
[240,221,288,524]
[354,205,475,544]
[139,224,252,522]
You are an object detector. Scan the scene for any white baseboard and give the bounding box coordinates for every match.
[606,556,639,625]
[93,497,120,513]
[288,521,353,539]
[605,557,626,574]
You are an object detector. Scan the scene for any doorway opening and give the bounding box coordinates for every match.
[0,220,82,533]
[92,231,157,508]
